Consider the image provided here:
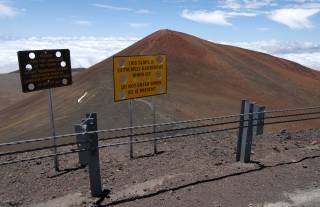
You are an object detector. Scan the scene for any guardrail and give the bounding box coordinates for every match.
[1,99,320,196]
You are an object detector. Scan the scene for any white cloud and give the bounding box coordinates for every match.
[0,36,140,73]
[243,0,276,9]
[303,3,320,9]
[222,40,320,54]
[217,0,320,30]
[135,9,151,14]
[91,3,152,14]
[219,0,276,10]
[219,40,320,70]
[73,20,92,26]
[181,9,256,26]
[228,11,257,16]
[268,8,320,29]
[91,3,132,11]
[280,52,320,69]
[0,2,17,18]
[181,10,231,26]
[219,0,242,10]
[129,23,148,28]
[290,1,320,9]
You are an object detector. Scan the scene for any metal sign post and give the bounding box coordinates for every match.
[132,98,158,155]
[129,99,134,159]
[48,82,59,171]
[152,96,157,155]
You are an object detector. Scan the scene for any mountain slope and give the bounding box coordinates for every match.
[1,29,320,143]
[0,69,85,111]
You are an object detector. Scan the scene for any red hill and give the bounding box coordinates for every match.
[1,29,320,142]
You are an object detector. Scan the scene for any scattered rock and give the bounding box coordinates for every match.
[9,179,16,184]
[285,135,292,140]
[8,200,20,206]
[272,146,280,153]
[280,129,287,134]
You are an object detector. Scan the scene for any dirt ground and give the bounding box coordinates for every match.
[1,128,320,207]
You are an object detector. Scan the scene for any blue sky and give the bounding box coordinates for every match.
[0,0,320,72]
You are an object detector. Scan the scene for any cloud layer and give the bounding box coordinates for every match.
[0,37,139,73]
[1,36,320,74]
[220,40,320,69]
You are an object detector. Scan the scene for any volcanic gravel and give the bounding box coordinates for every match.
[1,128,320,206]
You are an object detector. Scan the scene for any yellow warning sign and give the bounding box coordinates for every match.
[113,55,167,102]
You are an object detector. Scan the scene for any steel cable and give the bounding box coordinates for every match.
[1,105,320,147]
[2,114,320,166]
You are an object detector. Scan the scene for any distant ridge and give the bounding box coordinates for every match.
[0,68,86,111]
[1,29,320,142]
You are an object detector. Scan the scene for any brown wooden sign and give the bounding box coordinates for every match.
[17,49,72,93]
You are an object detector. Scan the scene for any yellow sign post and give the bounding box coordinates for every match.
[113,55,167,102]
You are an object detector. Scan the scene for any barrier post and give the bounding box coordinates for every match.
[252,103,259,136]
[236,100,246,161]
[75,124,88,167]
[236,100,254,163]
[256,106,266,136]
[85,113,102,197]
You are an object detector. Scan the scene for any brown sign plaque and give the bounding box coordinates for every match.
[17,49,72,93]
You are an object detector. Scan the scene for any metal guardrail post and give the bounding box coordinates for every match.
[252,103,259,136]
[242,102,254,163]
[74,125,88,167]
[256,106,265,136]
[236,100,246,161]
[236,100,254,163]
[85,113,102,197]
